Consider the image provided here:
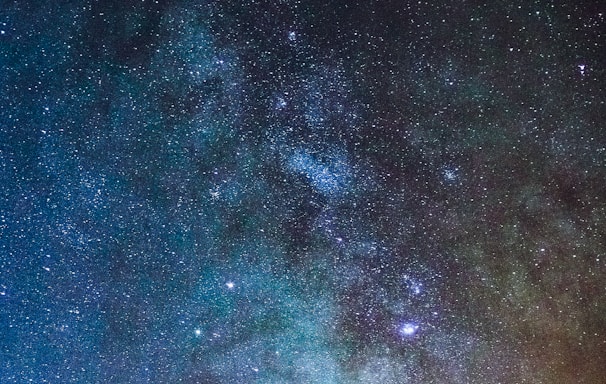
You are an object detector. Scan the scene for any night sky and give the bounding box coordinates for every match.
[1,1,605,383]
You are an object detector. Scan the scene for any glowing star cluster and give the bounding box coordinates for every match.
[398,322,420,337]
[287,149,352,197]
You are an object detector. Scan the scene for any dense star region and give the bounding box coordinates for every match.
[1,0,605,383]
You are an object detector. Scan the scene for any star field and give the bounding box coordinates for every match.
[1,1,605,383]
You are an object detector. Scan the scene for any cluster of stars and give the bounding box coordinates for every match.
[398,322,420,337]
